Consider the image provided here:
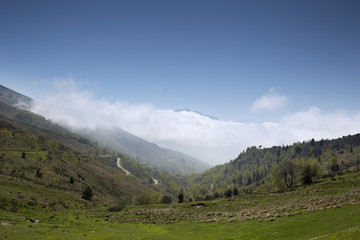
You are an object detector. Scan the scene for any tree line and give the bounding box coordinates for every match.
[183,134,360,201]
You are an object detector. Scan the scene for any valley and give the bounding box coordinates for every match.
[0,85,360,239]
[2,0,360,238]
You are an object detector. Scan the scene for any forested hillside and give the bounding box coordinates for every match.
[186,135,360,200]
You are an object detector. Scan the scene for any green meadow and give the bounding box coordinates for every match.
[1,172,360,239]
[1,202,359,240]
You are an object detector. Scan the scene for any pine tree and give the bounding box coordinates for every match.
[178,193,184,203]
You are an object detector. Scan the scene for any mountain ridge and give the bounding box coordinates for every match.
[0,84,33,109]
[0,84,210,174]
[81,126,211,174]
[175,108,219,120]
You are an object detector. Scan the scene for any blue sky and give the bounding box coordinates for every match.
[1,1,360,164]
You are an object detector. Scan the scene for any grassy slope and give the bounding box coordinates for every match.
[1,172,359,239]
[0,116,160,206]
[0,102,186,197]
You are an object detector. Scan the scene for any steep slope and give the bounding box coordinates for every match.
[0,84,211,175]
[83,127,211,174]
[0,84,33,109]
[0,116,158,206]
[0,101,186,198]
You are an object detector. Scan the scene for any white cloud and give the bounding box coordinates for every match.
[252,88,289,112]
[31,80,360,165]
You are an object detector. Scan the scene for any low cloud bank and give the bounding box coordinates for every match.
[251,88,289,112]
[31,80,360,165]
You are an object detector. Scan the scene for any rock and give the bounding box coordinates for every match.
[1,222,12,226]
[29,218,40,223]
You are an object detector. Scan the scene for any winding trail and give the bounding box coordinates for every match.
[116,157,159,185]
[152,178,159,185]
[116,157,130,176]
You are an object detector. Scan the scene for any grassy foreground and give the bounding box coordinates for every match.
[1,204,360,239]
[1,172,360,239]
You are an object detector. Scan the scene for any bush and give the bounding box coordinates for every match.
[69,176,75,184]
[224,188,232,198]
[133,194,153,205]
[195,196,204,201]
[82,186,93,201]
[204,194,213,201]
[178,193,184,203]
[108,204,126,212]
[161,195,173,204]
[233,187,239,196]
[35,168,43,178]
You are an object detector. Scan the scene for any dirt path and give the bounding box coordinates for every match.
[152,178,159,185]
[116,158,130,176]
[116,158,159,185]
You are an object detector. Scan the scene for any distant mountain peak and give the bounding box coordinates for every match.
[175,108,219,120]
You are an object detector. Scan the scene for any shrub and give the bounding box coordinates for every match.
[224,188,232,198]
[35,168,43,178]
[204,194,213,201]
[69,176,75,184]
[133,194,153,205]
[108,204,125,212]
[233,187,239,196]
[82,186,93,201]
[161,195,173,204]
[178,193,184,203]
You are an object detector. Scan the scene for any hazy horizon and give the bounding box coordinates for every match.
[28,79,360,165]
